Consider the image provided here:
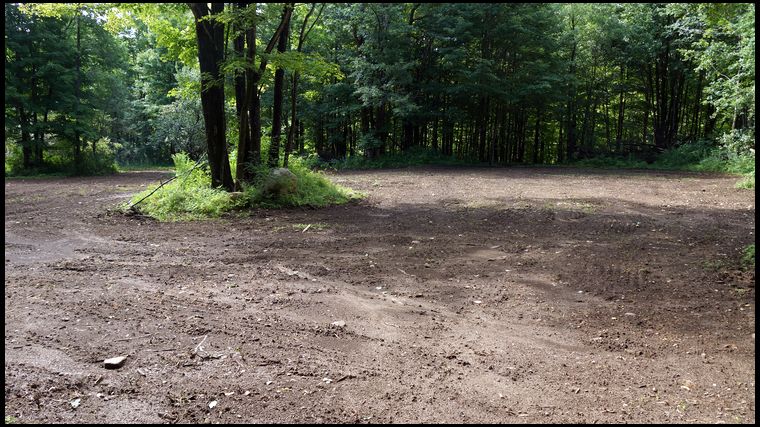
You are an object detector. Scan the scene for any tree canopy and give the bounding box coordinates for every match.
[5,3,755,181]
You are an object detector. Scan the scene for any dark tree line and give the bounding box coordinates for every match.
[6,3,754,183]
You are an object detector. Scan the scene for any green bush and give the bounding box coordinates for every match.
[128,153,362,221]
[571,134,755,189]
[127,153,235,221]
[741,244,755,269]
[5,138,117,177]
[243,157,363,208]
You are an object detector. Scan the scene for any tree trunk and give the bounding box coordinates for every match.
[532,108,542,164]
[267,4,293,168]
[284,3,322,167]
[189,2,234,190]
[74,10,82,168]
[615,64,625,152]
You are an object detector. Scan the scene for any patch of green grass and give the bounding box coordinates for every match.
[701,259,727,272]
[117,163,174,172]
[127,153,363,221]
[741,244,755,270]
[5,416,18,424]
[572,138,755,188]
[242,158,363,209]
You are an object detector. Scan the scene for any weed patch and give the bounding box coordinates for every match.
[127,154,362,221]
[741,244,755,270]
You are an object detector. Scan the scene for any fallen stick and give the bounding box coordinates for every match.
[115,334,152,342]
[193,335,208,354]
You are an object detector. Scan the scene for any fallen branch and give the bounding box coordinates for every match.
[129,153,207,210]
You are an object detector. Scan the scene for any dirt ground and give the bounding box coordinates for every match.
[4,166,755,424]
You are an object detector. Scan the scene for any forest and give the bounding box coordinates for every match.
[5,3,755,187]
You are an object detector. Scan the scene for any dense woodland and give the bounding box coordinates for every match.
[5,3,755,188]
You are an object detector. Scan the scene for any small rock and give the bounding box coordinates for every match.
[331,320,346,328]
[624,312,635,317]
[104,356,127,369]
[70,398,81,409]
[474,300,482,304]
[322,378,333,384]
[266,381,273,385]
[208,400,217,409]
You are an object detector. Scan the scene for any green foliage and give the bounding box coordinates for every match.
[127,153,234,221]
[243,158,363,208]
[572,137,755,188]
[6,138,117,177]
[741,244,755,270]
[128,153,362,221]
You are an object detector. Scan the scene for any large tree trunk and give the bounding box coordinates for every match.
[189,2,234,191]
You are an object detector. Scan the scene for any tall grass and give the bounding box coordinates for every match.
[573,137,755,188]
[127,153,363,221]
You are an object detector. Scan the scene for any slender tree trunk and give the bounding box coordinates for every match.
[74,10,82,168]
[532,108,542,164]
[615,64,625,152]
[232,5,248,188]
[285,3,323,167]
[17,106,32,169]
[267,4,293,168]
[690,70,704,139]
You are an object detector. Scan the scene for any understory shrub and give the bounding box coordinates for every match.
[5,138,118,177]
[572,134,755,189]
[741,244,755,269]
[127,152,362,221]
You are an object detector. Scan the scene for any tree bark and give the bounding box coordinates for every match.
[284,3,323,167]
[189,2,234,190]
[267,4,293,168]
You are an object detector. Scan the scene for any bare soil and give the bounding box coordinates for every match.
[4,166,755,424]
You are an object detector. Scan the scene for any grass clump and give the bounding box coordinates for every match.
[741,244,755,270]
[243,157,363,208]
[127,153,362,221]
[127,153,235,221]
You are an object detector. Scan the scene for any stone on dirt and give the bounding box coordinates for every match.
[262,168,297,198]
[331,320,346,327]
[104,356,127,369]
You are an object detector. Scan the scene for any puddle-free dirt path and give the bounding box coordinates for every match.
[4,167,755,423]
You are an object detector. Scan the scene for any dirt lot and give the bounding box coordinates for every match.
[4,166,755,423]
